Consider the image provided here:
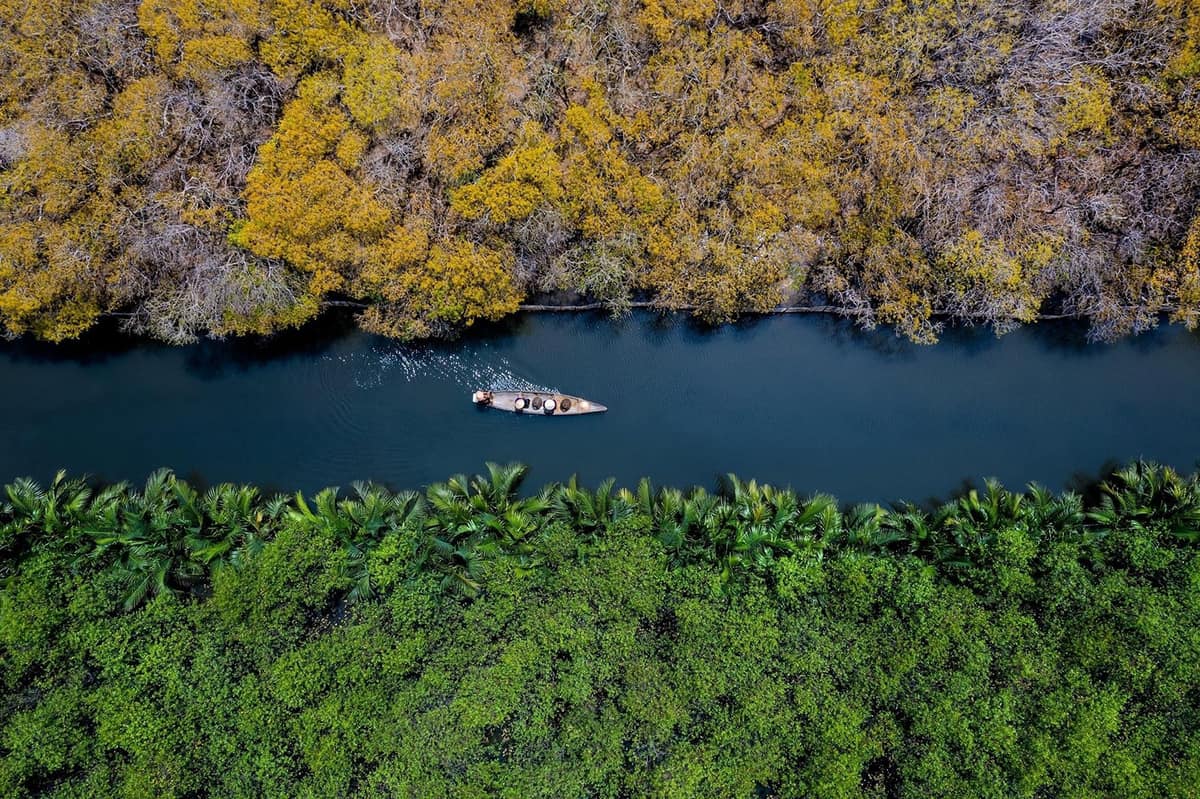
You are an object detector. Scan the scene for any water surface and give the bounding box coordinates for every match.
[3,312,1199,503]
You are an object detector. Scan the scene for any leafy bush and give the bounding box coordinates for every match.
[1,462,1199,796]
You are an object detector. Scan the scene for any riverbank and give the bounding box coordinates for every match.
[321,295,1178,340]
[100,296,1166,343]
[2,462,1197,797]
[6,0,1200,350]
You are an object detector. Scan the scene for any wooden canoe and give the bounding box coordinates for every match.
[472,390,607,415]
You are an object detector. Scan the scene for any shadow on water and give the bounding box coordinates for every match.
[1063,459,1126,506]
[637,308,695,347]
[181,309,362,378]
[1025,316,1192,358]
[453,310,537,345]
[1124,320,1191,354]
[650,308,930,356]
[1021,317,1096,355]
[915,457,1135,513]
[927,321,1002,358]
[806,314,922,359]
[1,307,366,373]
[0,317,157,366]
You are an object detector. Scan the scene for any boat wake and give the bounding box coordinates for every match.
[326,344,557,393]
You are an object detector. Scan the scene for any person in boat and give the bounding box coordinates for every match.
[473,390,494,406]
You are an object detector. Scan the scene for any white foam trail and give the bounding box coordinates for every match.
[325,344,557,393]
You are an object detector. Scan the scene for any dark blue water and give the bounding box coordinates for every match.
[3,311,1199,503]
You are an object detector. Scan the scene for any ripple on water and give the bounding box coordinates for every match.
[324,344,557,393]
[314,352,372,441]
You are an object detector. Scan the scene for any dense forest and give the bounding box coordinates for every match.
[1,462,1198,796]
[2,0,1200,343]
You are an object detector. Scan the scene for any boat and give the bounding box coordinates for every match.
[472,390,607,415]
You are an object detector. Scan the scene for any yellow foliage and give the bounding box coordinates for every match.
[819,0,862,46]
[736,119,838,230]
[335,129,369,170]
[232,76,392,292]
[1160,0,1200,77]
[1170,212,1200,328]
[260,0,356,78]
[927,87,977,132]
[0,223,41,325]
[137,0,194,68]
[342,35,408,131]
[381,239,523,334]
[5,0,1200,342]
[642,203,788,320]
[938,230,1045,322]
[0,222,102,340]
[517,0,562,16]
[450,125,563,225]
[5,127,84,218]
[559,99,668,241]
[766,0,816,49]
[425,122,502,185]
[639,0,717,42]
[746,71,788,129]
[359,224,431,301]
[138,0,265,78]
[180,36,255,76]
[46,69,107,123]
[732,185,787,242]
[940,231,1023,291]
[816,218,939,340]
[411,11,525,181]
[91,77,172,185]
[1058,68,1114,143]
[690,247,788,320]
[1166,95,1200,148]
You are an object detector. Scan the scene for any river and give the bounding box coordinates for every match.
[3,311,1199,503]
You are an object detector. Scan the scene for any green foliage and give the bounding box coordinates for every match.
[1,461,1199,796]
